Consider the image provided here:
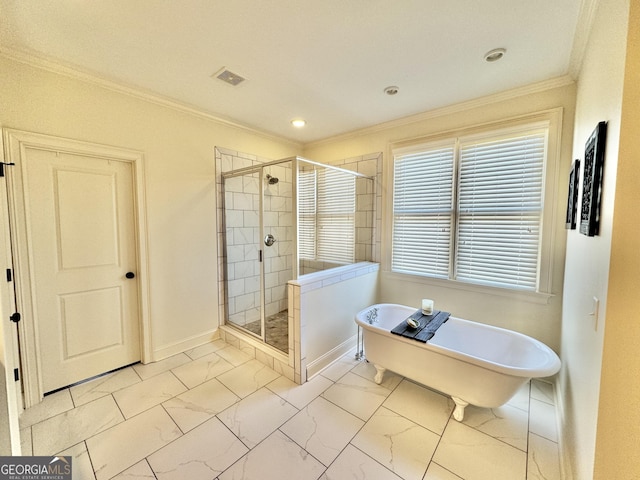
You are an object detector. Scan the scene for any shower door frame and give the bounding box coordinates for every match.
[221,157,298,349]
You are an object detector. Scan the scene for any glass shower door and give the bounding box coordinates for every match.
[223,171,262,339]
[261,162,293,353]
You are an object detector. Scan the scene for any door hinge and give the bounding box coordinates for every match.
[9,312,20,323]
[6,269,12,282]
[13,368,19,382]
[0,162,15,177]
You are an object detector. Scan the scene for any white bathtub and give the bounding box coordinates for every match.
[355,303,561,421]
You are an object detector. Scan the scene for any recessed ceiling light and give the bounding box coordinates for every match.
[384,86,399,95]
[484,48,506,62]
[291,119,306,128]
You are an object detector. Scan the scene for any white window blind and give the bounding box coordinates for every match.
[298,170,317,260]
[456,133,545,289]
[391,127,547,292]
[298,168,356,264]
[392,145,455,278]
[316,169,355,264]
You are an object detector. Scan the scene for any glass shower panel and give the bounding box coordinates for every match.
[297,160,375,276]
[262,162,293,353]
[223,171,262,338]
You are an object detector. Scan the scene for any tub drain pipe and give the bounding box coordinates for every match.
[355,325,364,361]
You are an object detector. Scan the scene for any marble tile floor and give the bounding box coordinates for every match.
[19,339,562,480]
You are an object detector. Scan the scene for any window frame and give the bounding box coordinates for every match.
[384,110,563,302]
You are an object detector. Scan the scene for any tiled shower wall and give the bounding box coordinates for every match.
[222,172,260,327]
[215,148,293,328]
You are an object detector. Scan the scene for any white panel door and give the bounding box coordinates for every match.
[24,148,140,393]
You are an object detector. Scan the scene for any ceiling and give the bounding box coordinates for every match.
[0,0,584,143]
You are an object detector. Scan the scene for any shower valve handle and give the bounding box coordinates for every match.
[264,234,276,247]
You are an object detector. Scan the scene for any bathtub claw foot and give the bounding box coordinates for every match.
[373,365,386,384]
[452,397,469,422]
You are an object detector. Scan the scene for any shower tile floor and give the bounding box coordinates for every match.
[19,340,562,480]
[243,310,289,353]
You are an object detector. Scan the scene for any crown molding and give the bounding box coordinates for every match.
[0,46,303,149]
[1,44,576,150]
[306,75,575,148]
[568,0,601,79]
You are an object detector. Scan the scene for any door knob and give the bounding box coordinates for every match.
[125,272,135,279]
[264,234,276,247]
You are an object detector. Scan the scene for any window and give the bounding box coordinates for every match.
[392,125,547,291]
[298,168,356,264]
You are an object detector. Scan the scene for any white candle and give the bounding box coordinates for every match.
[421,299,434,315]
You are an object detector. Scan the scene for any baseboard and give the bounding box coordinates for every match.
[554,377,574,480]
[151,329,220,362]
[306,335,357,380]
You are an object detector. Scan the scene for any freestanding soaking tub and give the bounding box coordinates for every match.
[355,303,561,421]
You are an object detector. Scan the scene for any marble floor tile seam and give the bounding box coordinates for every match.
[45,401,184,457]
[80,424,502,480]
[68,366,145,408]
[84,407,187,480]
[295,382,449,478]
[405,406,452,478]
[17,345,561,480]
[22,391,126,446]
[276,409,446,480]
[29,371,300,458]
[312,362,542,451]
[25,363,155,426]
[36,389,545,480]
[76,376,354,477]
[26,383,544,454]
[91,399,306,479]
[21,394,187,466]
[460,412,533,455]
[429,461,465,480]
[314,372,552,470]
[45,393,438,479]
[54,385,305,477]
[273,423,398,478]
[314,364,521,447]
[527,430,560,455]
[340,442,415,480]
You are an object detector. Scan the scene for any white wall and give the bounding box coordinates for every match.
[0,55,300,362]
[559,0,629,478]
[303,83,577,352]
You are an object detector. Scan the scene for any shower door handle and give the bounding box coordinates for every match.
[264,234,276,247]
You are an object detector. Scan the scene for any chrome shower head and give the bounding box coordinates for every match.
[266,174,279,185]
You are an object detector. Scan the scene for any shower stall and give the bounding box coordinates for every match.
[220,156,375,355]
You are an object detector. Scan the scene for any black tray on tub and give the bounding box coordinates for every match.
[390,309,450,343]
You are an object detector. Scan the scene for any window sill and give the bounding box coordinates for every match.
[384,271,555,305]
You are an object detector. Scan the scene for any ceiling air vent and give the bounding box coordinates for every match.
[214,67,246,86]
